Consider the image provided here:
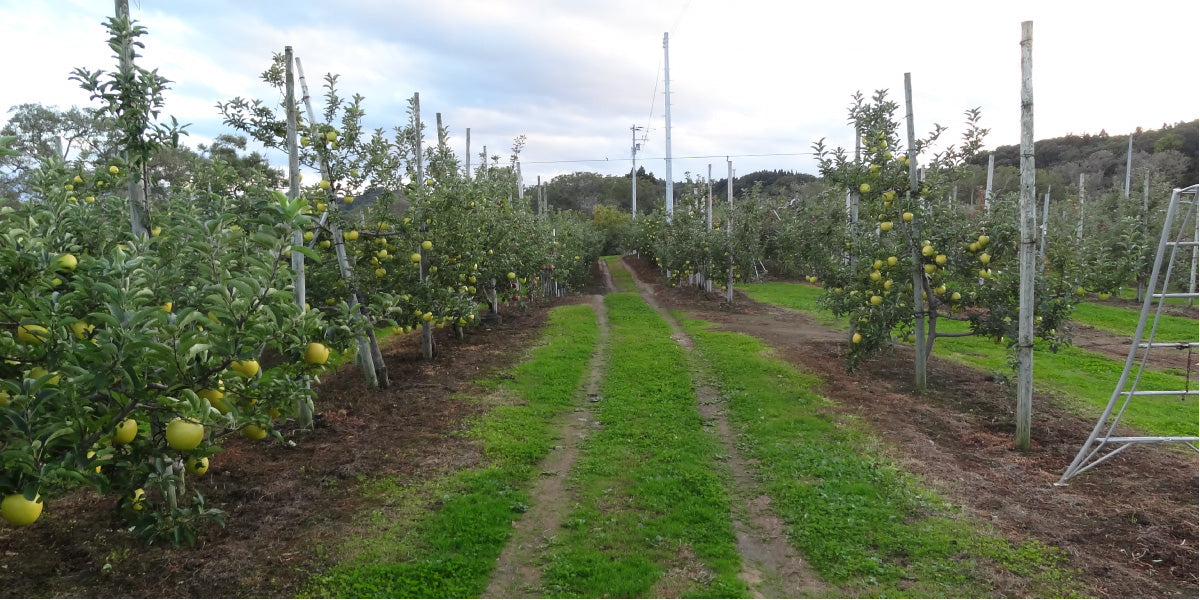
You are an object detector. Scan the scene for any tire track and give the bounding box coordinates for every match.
[483,266,613,598]
[620,255,827,598]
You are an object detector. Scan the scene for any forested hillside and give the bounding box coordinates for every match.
[973,120,1197,193]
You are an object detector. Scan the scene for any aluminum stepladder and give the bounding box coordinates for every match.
[1057,184,1200,484]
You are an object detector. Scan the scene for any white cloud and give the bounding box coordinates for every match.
[3,0,1195,189]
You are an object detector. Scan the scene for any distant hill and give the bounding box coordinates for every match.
[972,120,1197,192]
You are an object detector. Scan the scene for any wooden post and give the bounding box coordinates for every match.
[1138,170,1151,301]
[1076,173,1085,240]
[411,93,435,360]
[465,127,471,179]
[285,47,305,310]
[1123,134,1133,199]
[706,164,713,231]
[295,56,384,389]
[726,159,734,303]
[984,154,995,214]
[1039,187,1051,268]
[114,0,149,237]
[903,73,927,392]
[1016,20,1036,451]
[516,161,523,200]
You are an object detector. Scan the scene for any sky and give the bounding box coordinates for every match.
[2,0,1196,188]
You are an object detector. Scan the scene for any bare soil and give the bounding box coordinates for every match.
[623,254,1199,599]
[0,304,559,599]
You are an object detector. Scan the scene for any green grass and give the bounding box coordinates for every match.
[307,304,600,598]
[742,282,1198,438]
[541,293,747,598]
[1115,286,1196,306]
[933,328,1198,437]
[678,315,1082,597]
[1072,302,1197,341]
[603,255,637,292]
[740,282,844,328]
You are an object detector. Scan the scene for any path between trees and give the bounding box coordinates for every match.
[482,257,826,598]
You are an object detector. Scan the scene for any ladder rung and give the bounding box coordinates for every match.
[1099,436,1200,443]
[1167,240,1199,247]
[1139,341,1200,349]
[1120,390,1199,396]
[1151,292,1199,299]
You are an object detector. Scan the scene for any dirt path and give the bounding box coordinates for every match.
[484,265,615,598]
[1071,323,1198,374]
[622,256,1198,599]
[621,256,827,598]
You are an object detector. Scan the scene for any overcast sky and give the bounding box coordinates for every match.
[3,0,1196,186]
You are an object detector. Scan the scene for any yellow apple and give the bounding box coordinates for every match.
[1,494,43,526]
[166,418,204,451]
[304,342,330,365]
[113,419,138,444]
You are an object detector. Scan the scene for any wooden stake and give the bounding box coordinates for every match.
[1039,187,1051,267]
[285,47,305,310]
[295,56,384,388]
[985,154,995,214]
[904,73,927,392]
[726,159,734,303]
[1016,20,1036,451]
[114,0,149,237]
[1076,173,1085,240]
[412,92,435,360]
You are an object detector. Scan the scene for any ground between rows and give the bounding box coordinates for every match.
[621,254,1197,599]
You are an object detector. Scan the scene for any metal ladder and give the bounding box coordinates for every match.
[1057,184,1200,484]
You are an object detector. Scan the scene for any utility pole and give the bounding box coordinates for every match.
[663,32,674,218]
[465,127,471,179]
[630,125,643,219]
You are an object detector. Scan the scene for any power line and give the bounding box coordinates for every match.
[522,151,818,166]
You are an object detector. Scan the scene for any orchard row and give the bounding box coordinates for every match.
[1,16,600,538]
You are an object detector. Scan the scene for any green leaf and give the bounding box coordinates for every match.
[291,244,321,261]
[185,343,212,361]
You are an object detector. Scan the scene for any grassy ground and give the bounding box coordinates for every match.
[741,283,1198,438]
[1072,302,1197,341]
[603,255,637,292]
[541,292,746,598]
[678,315,1080,597]
[307,304,600,598]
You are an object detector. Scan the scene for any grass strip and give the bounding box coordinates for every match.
[1072,302,1197,341]
[541,293,746,598]
[678,315,1082,598]
[603,255,637,292]
[744,283,1197,438]
[741,282,844,328]
[1115,286,1195,306]
[307,304,599,598]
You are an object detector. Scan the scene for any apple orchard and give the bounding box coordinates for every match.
[1,12,1173,545]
